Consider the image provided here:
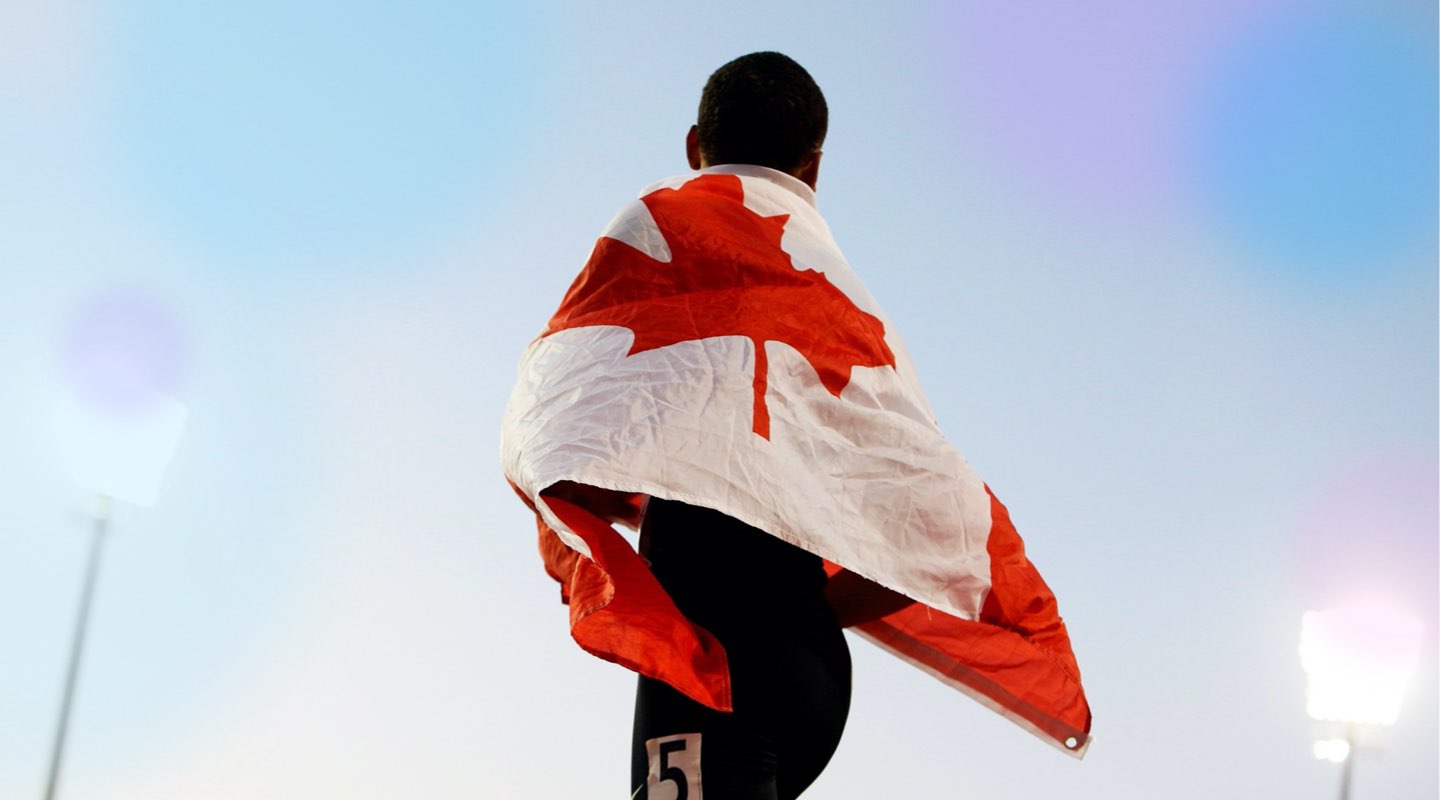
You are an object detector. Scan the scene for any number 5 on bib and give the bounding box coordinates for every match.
[645,733,701,800]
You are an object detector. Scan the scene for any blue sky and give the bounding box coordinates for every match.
[2,2,1435,798]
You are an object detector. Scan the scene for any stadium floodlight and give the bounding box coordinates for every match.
[53,385,188,508]
[44,289,189,800]
[1311,737,1350,764]
[1299,601,1424,800]
[1300,603,1424,726]
[44,389,187,800]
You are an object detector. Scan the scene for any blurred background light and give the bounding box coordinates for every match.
[53,287,190,507]
[933,0,1266,219]
[61,287,188,413]
[1194,4,1438,282]
[1300,602,1424,726]
[1295,454,1438,640]
[53,390,186,508]
[1312,738,1350,764]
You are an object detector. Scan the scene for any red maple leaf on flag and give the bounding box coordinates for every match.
[543,173,896,439]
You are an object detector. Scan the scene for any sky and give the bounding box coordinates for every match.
[1,1,1435,798]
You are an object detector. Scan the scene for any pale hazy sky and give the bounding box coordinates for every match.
[2,2,1435,798]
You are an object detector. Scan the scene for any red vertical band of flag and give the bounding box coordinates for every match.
[538,495,733,712]
[838,487,1090,753]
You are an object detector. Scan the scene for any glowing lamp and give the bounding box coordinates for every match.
[1312,738,1351,764]
[1299,602,1423,726]
[53,387,187,508]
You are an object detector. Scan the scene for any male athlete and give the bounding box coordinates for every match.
[502,51,1090,800]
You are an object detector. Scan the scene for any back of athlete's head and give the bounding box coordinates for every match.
[697,52,828,173]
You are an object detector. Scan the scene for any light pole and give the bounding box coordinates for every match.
[46,288,188,799]
[44,387,186,799]
[1299,601,1423,800]
[1336,723,1356,800]
[42,496,112,800]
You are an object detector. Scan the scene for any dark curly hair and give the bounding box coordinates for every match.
[697,52,828,173]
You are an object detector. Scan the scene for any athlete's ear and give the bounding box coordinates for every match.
[686,125,703,170]
[796,150,822,191]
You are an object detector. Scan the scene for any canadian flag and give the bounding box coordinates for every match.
[501,165,1091,755]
